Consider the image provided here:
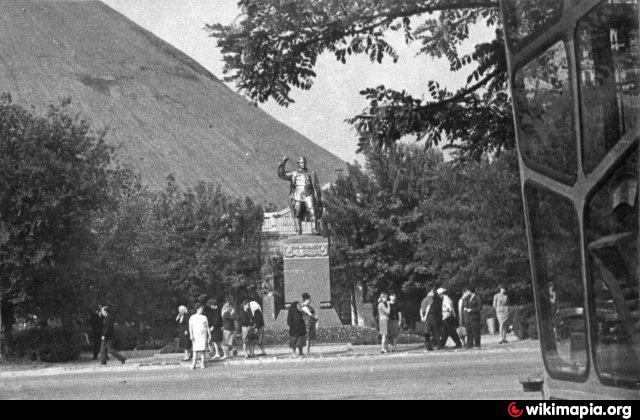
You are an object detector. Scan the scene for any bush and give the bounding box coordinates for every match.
[139,338,174,351]
[480,305,497,334]
[113,324,139,351]
[262,325,423,346]
[11,327,81,362]
[111,323,155,351]
[513,304,538,340]
[159,340,181,354]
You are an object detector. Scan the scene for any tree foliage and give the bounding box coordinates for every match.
[0,96,265,351]
[324,145,531,322]
[0,94,117,323]
[208,0,513,160]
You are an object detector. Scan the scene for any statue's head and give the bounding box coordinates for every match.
[297,156,307,170]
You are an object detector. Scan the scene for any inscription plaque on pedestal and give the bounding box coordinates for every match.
[281,235,342,325]
[283,236,330,305]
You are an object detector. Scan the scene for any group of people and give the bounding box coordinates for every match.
[416,284,510,351]
[92,286,508,368]
[177,299,266,369]
[418,285,483,351]
[286,293,318,356]
[177,292,318,369]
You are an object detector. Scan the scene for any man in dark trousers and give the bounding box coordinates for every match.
[425,285,443,350]
[250,300,267,356]
[419,290,432,349]
[438,287,462,349]
[462,285,483,349]
[99,306,126,365]
[237,301,255,358]
[89,305,104,361]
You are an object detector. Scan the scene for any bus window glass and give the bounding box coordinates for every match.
[503,0,564,52]
[525,184,588,379]
[515,41,577,183]
[577,1,640,174]
[585,149,639,387]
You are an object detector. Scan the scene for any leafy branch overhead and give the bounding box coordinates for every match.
[208,0,512,160]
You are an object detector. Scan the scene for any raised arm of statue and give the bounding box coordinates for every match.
[278,156,292,181]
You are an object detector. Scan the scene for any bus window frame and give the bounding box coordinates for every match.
[510,36,579,186]
[573,1,640,390]
[501,0,640,390]
[583,147,640,391]
[523,179,591,383]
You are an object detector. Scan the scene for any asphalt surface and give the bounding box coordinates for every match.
[0,341,543,399]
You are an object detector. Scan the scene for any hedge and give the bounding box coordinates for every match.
[512,304,538,340]
[261,325,424,346]
[11,327,81,362]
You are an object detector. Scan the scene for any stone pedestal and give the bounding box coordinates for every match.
[281,235,342,326]
[263,292,289,328]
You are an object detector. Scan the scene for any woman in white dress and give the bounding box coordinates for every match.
[493,286,510,344]
[189,304,211,369]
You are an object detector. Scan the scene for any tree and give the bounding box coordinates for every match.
[153,177,264,310]
[78,173,265,339]
[208,0,513,161]
[325,145,448,324]
[0,94,120,354]
[324,145,531,324]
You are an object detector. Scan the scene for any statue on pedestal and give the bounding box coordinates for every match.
[277,155,322,235]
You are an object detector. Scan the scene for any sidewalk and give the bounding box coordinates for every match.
[0,334,538,378]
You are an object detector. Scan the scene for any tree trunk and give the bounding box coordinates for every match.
[350,278,358,326]
[0,295,13,359]
[0,292,4,360]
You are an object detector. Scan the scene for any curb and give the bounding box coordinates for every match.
[0,342,538,379]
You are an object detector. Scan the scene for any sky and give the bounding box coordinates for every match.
[102,0,494,164]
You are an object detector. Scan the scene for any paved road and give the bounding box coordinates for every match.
[0,344,542,399]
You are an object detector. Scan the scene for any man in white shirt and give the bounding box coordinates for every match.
[437,288,462,349]
[249,300,267,356]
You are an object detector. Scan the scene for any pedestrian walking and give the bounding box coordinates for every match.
[99,306,126,365]
[419,288,433,350]
[300,293,318,356]
[463,285,483,349]
[249,300,267,356]
[425,286,443,350]
[90,305,104,361]
[377,293,390,353]
[438,288,462,349]
[189,304,211,369]
[237,300,256,358]
[204,299,222,358]
[221,302,236,359]
[287,301,307,356]
[457,290,471,347]
[388,293,402,352]
[493,285,510,344]
[176,305,191,361]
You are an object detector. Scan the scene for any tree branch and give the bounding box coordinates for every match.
[291,0,500,54]
[423,69,500,109]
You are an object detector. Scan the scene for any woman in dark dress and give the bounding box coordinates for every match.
[176,305,191,361]
[287,301,307,357]
[388,294,401,352]
[221,302,236,359]
[205,299,223,358]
